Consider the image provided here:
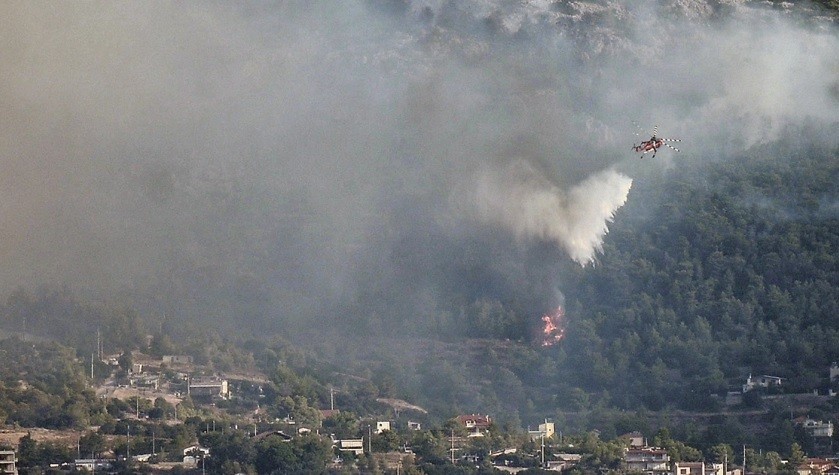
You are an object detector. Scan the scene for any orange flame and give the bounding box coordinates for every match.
[541,306,565,346]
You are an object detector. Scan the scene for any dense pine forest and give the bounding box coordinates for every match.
[563,133,839,410]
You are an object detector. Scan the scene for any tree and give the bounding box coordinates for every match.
[372,430,403,453]
[291,434,333,474]
[322,411,360,440]
[17,433,38,468]
[708,444,734,465]
[255,436,298,474]
[79,431,106,459]
[118,351,134,372]
[788,442,805,466]
[201,431,255,470]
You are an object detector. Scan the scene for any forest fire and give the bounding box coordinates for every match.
[541,306,566,346]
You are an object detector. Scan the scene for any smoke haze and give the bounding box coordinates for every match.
[0,1,837,332]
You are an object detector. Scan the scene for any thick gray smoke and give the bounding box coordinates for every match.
[0,1,837,333]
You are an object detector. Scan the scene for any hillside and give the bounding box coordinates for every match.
[0,0,837,450]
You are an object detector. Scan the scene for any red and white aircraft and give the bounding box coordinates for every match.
[632,125,680,158]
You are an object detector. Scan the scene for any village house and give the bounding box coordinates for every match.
[73,458,113,472]
[334,438,364,456]
[456,414,492,437]
[130,374,160,390]
[742,374,782,392]
[674,461,706,475]
[549,453,582,471]
[798,458,833,475]
[162,355,193,365]
[801,419,834,438]
[0,450,17,475]
[182,445,210,466]
[188,378,230,400]
[624,447,671,475]
[376,421,391,434]
[528,420,555,442]
[620,431,646,447]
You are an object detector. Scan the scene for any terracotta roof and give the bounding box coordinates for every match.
[456,414,492,428]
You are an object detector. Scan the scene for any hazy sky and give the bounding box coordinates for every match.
[0,1,836,332]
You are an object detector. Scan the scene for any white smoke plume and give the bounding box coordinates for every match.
[473,160,632,265]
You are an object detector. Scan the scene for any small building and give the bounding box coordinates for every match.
[549,453,582,471]
[407,421,422,431]
[335,439,364,456]
[824,466,839,475]
[624,447,671,475]
[456,414,492,437]
[0,451,17,475]
[131,374,160,390]
[189,379,229,399]
[707,463,725,475]
[376,421,391,434]
[798,457,832,475]
[743,374,782,392]
[620,431,646,448]
[674,461,706,475]
[74,459,113,472]
[528,421,555,442]
[183,446,210,457]
[801,419,834,438]
[162,355,194,365]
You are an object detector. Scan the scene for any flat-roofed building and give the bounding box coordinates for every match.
[0,451,16,475]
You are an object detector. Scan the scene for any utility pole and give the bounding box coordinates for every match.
[541,433,546,468]
[450,429,455,464]
[743,445,746,475]
[127,425,130,461]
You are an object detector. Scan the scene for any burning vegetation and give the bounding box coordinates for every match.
[540,306,566,346]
